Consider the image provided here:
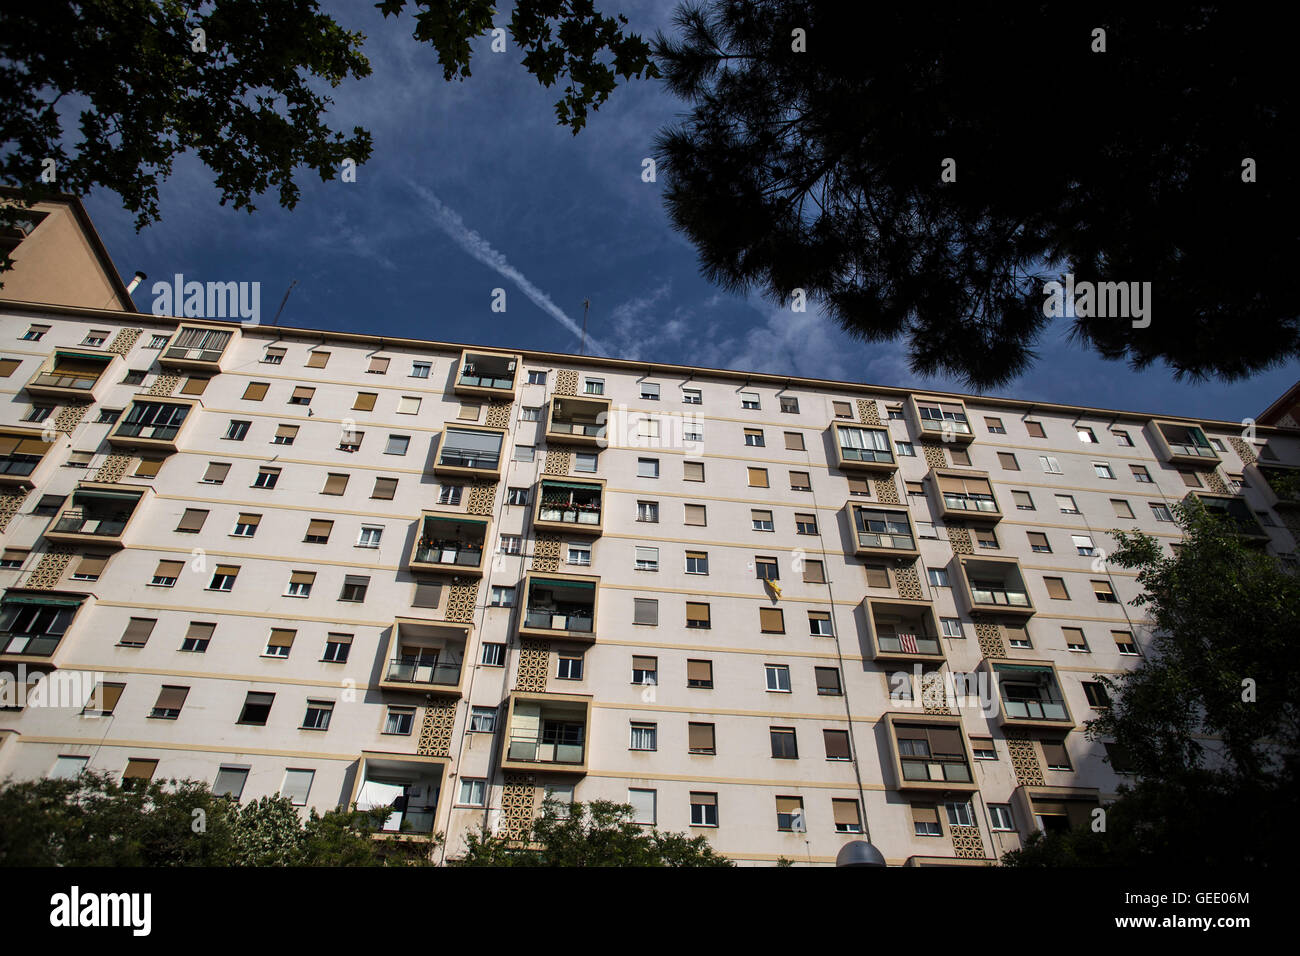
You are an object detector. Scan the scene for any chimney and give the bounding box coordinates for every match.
[125,270,146,294]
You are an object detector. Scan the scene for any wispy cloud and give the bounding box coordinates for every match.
[405,180,607,354]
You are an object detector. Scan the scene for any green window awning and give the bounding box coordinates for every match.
[534,578,596,590]
[541,480,600,491]
[1,594,85,607]
[425,514,487,525]
[54,350,113,363]
[76,488,144,502]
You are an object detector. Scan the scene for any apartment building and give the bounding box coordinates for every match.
[2,196,1298,865]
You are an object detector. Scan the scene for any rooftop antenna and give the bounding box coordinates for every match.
[581,298,590,355]
[271,279,298,327]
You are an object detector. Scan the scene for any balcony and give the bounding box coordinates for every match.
[454,349,520,398]
[1011,786,1100,836]
[1150,420,1219,468]
[929,469,1002,524]
[1185,492,1269,542]
[907,395,974,444]
[864,598,944,664]
[0,428,54,489]
[378,619,469,695]
[107,398,194,453]
[408,512,490,576]
[957,556,1034,617]
[1252,463,1300,511]
[158,323,235,372]
[43,484,145,549]
[534,478,605,536]
[518,573,599,643]
[545,396,610,448]
[350,752,446,837]
[0,590,90,667]
[848,503,918,558]
[831,423,896,473]
[432,426,505,480]
[500,691,591,775]
[984,660,1073,730]
[884,713,978,794]
[24,350,113,401]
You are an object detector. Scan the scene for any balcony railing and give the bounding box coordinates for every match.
[51,510,130,536]
[878,634,942,655]
[457,369,514,390]
[29,372,99,391]
[857,530,915,551]
[438,447,500,469]
[538,505,602,526]
[839,446,893,464]
[523,609,593,633]
[1168,442,1216,459]
[0,455,40,478]
[412,543,484,567]
[1003,697,1069,721]
[971,585,1030,607]
[385,659,462,686]
[114,421,182,442]
[901,757,972,783]
[506,732,585,765]
[549,420,604,438]
[943,493,998,513]
[919,410,972,434]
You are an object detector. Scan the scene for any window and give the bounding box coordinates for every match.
[755,556,779,581]
[1071,534,1098,556]
[385,434,410,456]
[199,461,230,485]
[180,376,210,396]
[1112,430,1134,446]
[135,456,163,478]
[1093,580,1118,603]
[985,417,1006,434]
[1083,682,1111,707]
[1044,577,1069,600]
[997,452,1019,471]
[50,756,88,780]
[82,682,125,716]
[1111,498,1134,519]
[0,549,26,570]
[744,428,765,447]
[339,575,369,602]
[457,778,487,808]
[682,387,702,405]
[212,767,249,799]
[637,500,659,523]
[630,722,657,751]
[906,481,925,498]
[322,633,352,662]
[833,799,863,834]
[1077,427,1096,443]
[367,356,390,375]
[566,543,590,566]
[684,460,704,481]
[371,477,397,500]
[506,487,529,506]
[149,685,189,720]
[1039,455,1063,475]
[150,559,184,587]
[1063,627,1089,651]
[209,565,239,591]
[740,391,760,409]
[765,663,791,692]
[794,512,818,535]
[1005,622,1032,648]
[777,796,805,832]
[21,324,49,341]
[527,369,546,385]
[1027,532,1052,553]
[949,447,971,466]
[815,667,842,696]
[1056,494,1079,514]
[520,406,541,423]
[232,513,260,537]
[770,727,798,758]
[469,707,498,732]
[865,564,890,588]
[1150,502,1173,522]
[809,611,833,636]
[690,792,719,826]
[489,586,515,607]
[976,528,999,549]
[31,494,63,517]
[263,346,286,365]
[777,395,800,414]
[254,467,280,488]
[71,553,107,581]
[641,382,660,401]
[456,402,480,423]
[912,803,942,837]
[574,451,598,473]
[1012,490,1035,511]
[24,405,52,423]
[384,706,415,735]
[1025,421,1046,438]
[683,420,704,444]
[221,418,250,442]
[822,728,852,761]
[751,509,774,531]
[304,519,333,544]
[1209,437,1228,452]
[1113,630,1138,655]
[305,350,330,369]
[945,801,975,827]
[357,525,383,549]
[513,444,534,463]
[687,659,713,688]
[412,582,442,608]
[281,769,315,806]
[96,408,122,424]
[633,598,658,626]
[1041,740,1071,770]
[118,617,155,648]
[637,458,659,478]
[237,692,274,725]
[353,392,377,412]
[971,738,997,760]
[481,643,506,666]
[747,467,770,489]
[286,571,315,598]
[288,386,314,406]
[791,471,812,491]
[686,602,711,629]
[1096,462,1117,481]
[1178,469,1202,488]
[927,567,950,588]
[628,789,656,826]
[555,653,583,681]
[1130,464,1153,483]
[242,382,269,401]
[940,618,962,639]
[803,559,826,584]
[122,370,147,386]
[634,546,660,571]
[583,377,604,395]
[887,404,904,420]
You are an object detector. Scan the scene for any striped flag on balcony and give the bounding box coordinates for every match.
[898,632,919,653]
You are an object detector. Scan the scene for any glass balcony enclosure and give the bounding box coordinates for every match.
[434,427,504,477]
[503,693,591,772]
[851,505,916,555]
[1187,492,1268,540]
[160,325,234,369]
[834,424,895,471]
[992,662,1071,725]
[0,430,52,487]
[959,557,1034,616]
[932,471,1001,522]
[909,396,974,442]
[380,619,468,693]
[409,512,489,574]
[455,349,519,396]
[25,350,112,400]
[535,478,604,535]
[0,592,85,661]
[546,396,609,446]
[889,718,975,788]
[520,574,598,641]
[44,485,143,548]
[352,754,445,836]
[110,400,191,450]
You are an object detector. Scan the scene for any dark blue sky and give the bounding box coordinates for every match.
[82,0,1295,424]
